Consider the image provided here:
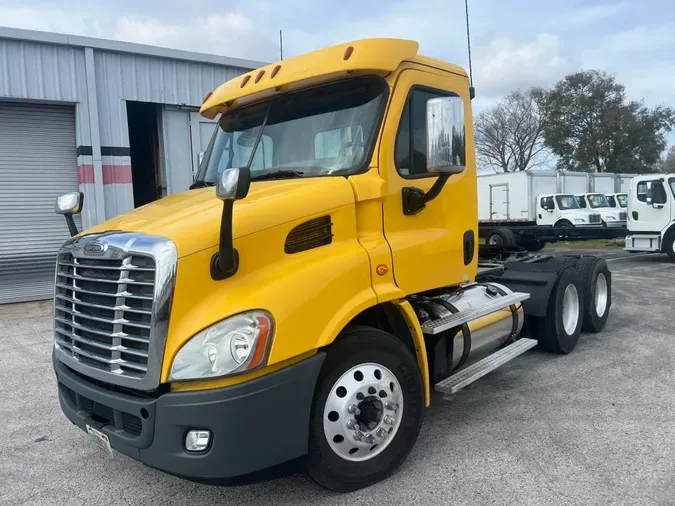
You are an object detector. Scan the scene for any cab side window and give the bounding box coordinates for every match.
[541,197,554,209]
[394,88,449,177]
[576,196,587,208]
[636,182,648,202]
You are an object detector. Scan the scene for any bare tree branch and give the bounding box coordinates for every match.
[475,88,550,172]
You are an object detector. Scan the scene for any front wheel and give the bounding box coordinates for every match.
[307,327,424,492]
[664,232,675,262]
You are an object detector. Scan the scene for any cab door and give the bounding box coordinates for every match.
[630,178,671,232]
[381,68,475,295]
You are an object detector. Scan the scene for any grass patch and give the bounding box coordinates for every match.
[549,238,623,249]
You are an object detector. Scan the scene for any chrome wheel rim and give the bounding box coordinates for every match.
[562,284,580,335]
[595,273,608,317]
[323,363,403,462]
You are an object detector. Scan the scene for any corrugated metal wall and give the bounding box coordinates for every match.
[0,35,251,229]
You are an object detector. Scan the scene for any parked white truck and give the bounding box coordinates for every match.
[478,171,623,250]
[575,193,627,227]
[625,174,675,260]
[606,193,628,209]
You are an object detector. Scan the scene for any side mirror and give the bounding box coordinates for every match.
[426,96,466,174]
[55,192,84,237]
[646,196,653,205]
[216,167,251,201]
[211,167,251,280]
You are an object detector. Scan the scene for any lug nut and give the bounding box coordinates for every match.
[376,428,387,438]
[363,433,375,444]
[383,415,395,425]
[348,404,361,415]
[353,431,363,441]
[385,401,398,412]
[346,419,358,430]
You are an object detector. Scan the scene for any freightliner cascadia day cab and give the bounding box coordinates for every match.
[52,38,613,491]
[625,174,675,260]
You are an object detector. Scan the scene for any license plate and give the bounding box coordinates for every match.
[86,424,114,458]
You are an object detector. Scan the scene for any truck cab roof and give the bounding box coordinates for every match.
[200,38,468,119]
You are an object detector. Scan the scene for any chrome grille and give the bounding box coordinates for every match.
[53,232,177,391]
[589,213,602,223]
[619,211,627,221]
[54,253,155,377]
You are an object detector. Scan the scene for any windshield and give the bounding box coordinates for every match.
[587,194,610,208]
[617,194,627,208]
[556,195,580,210]
[195,77,385,184]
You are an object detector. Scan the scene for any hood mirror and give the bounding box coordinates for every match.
[55,192,84,237]
[211,167,251,281]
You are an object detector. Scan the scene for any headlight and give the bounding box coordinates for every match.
[574,218,586,223]
[605,215,616,220]
[170,310,274,381]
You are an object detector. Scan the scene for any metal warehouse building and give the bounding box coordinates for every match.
[0,27,264,304]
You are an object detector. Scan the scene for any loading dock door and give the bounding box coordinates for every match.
[0,103,79,304]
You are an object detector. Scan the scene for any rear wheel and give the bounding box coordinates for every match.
[485,228,517,247]
[307,327,424,492]
[577,256,611,332]
[535,267,583,354]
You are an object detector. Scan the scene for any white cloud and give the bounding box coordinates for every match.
[474,33,576,97]
[112,14,277,61]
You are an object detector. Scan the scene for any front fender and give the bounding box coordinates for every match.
[161,203,377,386]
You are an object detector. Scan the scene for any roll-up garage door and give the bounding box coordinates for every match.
[0,102,79,304]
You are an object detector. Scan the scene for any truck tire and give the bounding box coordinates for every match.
[556,220,573,228]
[522,238,546,252]
[577,257,611,333]
[663,231,675,262]
[307,326,424,492]
[554,255,578,269]
[535,267,583,354]
[485,228,517,247]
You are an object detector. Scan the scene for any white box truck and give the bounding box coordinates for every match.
[478,171,627,251]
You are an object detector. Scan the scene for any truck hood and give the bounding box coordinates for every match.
[560,210,594,221]
[85,178,355,258]
[595,208,624,220]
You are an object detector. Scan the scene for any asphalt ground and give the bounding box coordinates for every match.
[1,247,674,505]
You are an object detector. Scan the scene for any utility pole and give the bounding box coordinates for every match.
[279,30,283,60]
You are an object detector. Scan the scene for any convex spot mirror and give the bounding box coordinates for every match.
[216,167,251,201]
[55,192,83,215]
[426,96,466,175]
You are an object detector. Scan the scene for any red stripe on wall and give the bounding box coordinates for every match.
[77,164,133,184]
[78,164,95,184]
[102,165,133,184]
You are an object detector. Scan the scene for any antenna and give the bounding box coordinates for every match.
[464,0,475,99]
[279,29,283,60]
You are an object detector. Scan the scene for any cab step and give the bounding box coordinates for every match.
[421,292,530,335]
[434,338,538,396]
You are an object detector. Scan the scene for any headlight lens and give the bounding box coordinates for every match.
[574,218,585,223]
[170,310,273,381]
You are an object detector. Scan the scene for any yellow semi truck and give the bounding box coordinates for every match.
[52,38,612,491]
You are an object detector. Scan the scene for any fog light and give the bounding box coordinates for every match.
[185,430,211,452]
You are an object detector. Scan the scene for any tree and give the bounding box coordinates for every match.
[474,89,549,172]
[659,145,675,174]
[540,70,675,173]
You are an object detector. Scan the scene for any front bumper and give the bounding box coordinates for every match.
[54,351,325,481]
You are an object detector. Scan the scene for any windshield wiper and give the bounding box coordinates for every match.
[251,170,304,181]
[189,180,215,189]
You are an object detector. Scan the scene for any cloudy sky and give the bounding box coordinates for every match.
[1,0,673,136]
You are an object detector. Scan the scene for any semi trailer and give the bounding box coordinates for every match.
[477,171,625,250]
[52,38,613,492]
[625,174,675,260]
